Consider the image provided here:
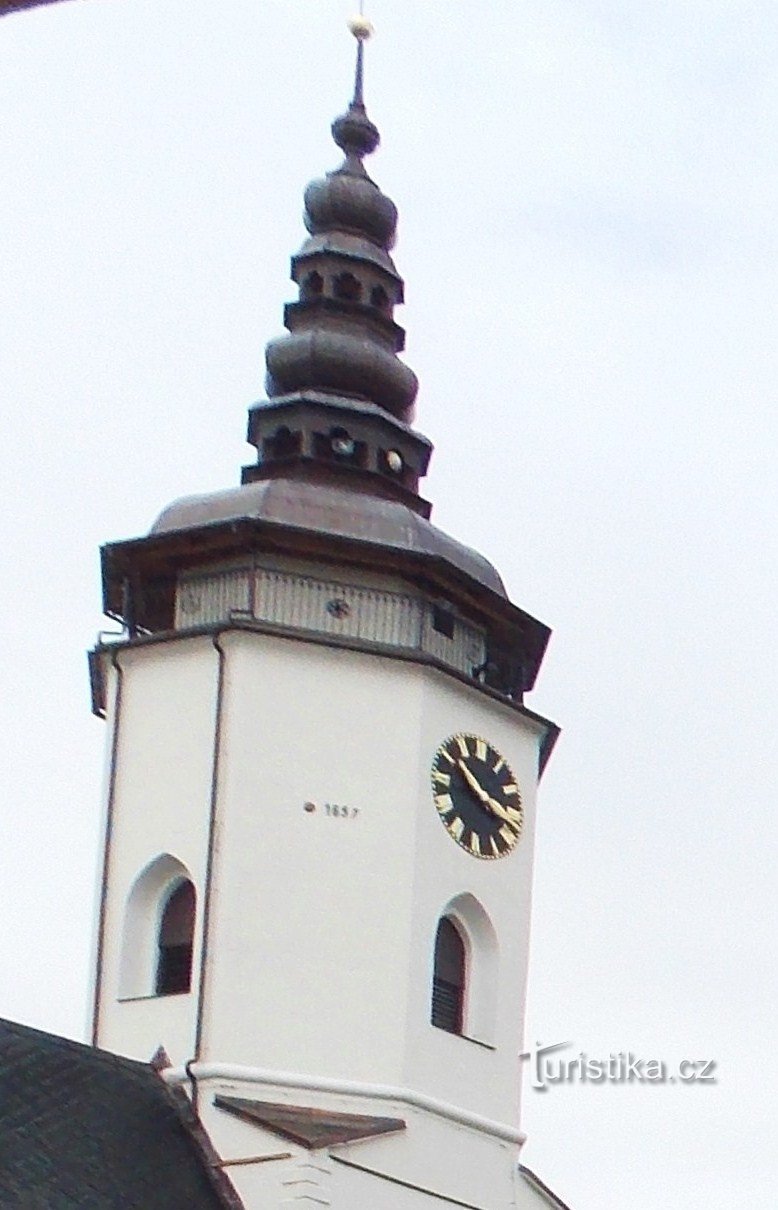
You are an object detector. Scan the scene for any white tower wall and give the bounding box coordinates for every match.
[94,637,218,1063]
[94,627,543,1127]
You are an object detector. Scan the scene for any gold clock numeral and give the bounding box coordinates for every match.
[439,746,456,766]
[499,824,517,847]
[505,805,523,826]
[455,735,470,758]
[469,832,482,857]
[504,783,520,797]
[475,738,487,762]
[449,816,465,841]
[435,793,454,815]
[492,756,505,775]
[489,835,501,858]
[432,770,451,787]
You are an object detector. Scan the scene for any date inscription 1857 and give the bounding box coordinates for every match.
[325,803,359,819]
[303,801,360,819]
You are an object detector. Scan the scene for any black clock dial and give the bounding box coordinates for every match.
[431,733,523,860]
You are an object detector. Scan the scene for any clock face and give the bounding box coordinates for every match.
[431,733,523,860]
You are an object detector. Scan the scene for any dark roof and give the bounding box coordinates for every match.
[150,477,507,597]
[100,474,554,700]
[0,1018,242,1210]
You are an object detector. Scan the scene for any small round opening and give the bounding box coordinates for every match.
[332,435,356,457]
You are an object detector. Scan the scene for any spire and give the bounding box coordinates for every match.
[246,15,430,513]
[350,14,370,104]
[301,18,397,254]
[331,17,380,164]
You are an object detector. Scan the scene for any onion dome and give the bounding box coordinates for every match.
[304,19,396,251]
[303,168,397,252]
[264,19,418,423]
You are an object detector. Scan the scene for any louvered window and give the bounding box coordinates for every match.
[431,917,466,1034]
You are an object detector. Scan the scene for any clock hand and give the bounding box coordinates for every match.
[487,796,522,830]
[458,760,522,831]
[457,759,490,805]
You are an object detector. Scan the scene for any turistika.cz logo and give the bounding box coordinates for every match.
[520,1041,717,1090]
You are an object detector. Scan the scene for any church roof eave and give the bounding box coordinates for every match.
[99,506,551,691]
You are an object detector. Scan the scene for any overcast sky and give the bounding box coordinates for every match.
[1,2,776,1208]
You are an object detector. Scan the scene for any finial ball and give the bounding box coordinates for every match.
[348,15,374,41]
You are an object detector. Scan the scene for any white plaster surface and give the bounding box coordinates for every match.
[95,625,550,1207]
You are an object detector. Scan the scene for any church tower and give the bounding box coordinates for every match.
[89,22,558,1209]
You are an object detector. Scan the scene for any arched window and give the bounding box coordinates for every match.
[333,272,362,302]
[156,879,195,996]
[431,917,466,1034]
[370,284,390,312]
[430,894,499,1044]
[119,854,196,1000]
[264,424,301,461]
[301,270,324,299]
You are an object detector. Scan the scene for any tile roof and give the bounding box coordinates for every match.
[0,1017,243,1209]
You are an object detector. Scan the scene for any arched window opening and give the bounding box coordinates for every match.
[119,854,196,1000]
[301,270,324,299]
[370,284,390,312]
[156,879,195,996]
[333,272,362,302]
[430,894,499,1045]
[264,425,301,461]
[431,917,466,1034]
[312,426,367,468]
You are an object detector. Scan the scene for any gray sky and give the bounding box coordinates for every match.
[1,2,776,1208]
